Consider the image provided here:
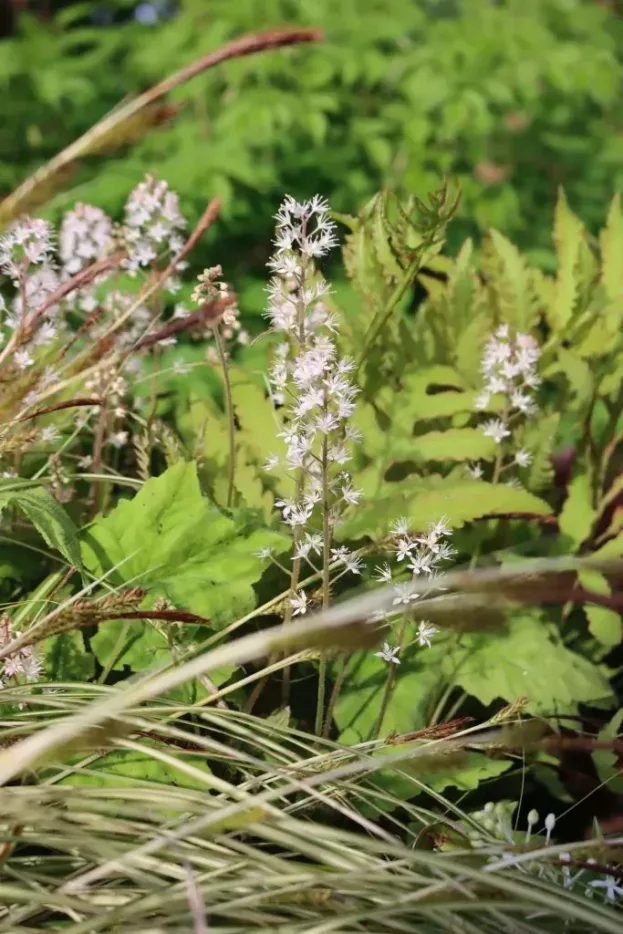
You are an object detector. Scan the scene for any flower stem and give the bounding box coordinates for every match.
[281,551,300,708]
[315,391,332,734]
[213,324,235,508]
[491,403,510,484]
[322,654,347,738]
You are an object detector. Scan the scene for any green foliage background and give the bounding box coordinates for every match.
[2,0,623,289]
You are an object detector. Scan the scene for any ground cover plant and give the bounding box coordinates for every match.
[0,19,622,934]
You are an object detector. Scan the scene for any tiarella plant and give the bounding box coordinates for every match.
[259,195,364,729]
[0,99,622,927]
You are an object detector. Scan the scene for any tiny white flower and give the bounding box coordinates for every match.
[515,448,532,467]
[343,553,363,575]
[511,389,536,414]
[416,621,437,648]
[408,552,434,576]
[392,582,419,606]
[429,516,451,539]
[375,642,400,665]
[22,653,42,682]
[434,542,455,562]
[2,656,24,678]
[481,418,510,444]
[467,461,484,479]
[40,426,59,444]
[275,498,295,519]
[589,875,623,902]
[395,539,413,562]
[341,484,362,506]
[256,547,273,560]
[304,532,324,555]
[289,590,308,616]
[263,454,281,471]
[390,517,410,537]
[331,546,350,565]
[107,431,128,449]
[374,563,392,583]
[294,540,312,560]
[344,423,363,443]
[14,349,34,369]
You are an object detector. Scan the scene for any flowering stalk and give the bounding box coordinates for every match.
[190,263,246,508]
[259,195,363,722]
[470,324,541,486]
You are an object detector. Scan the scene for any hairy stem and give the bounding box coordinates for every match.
[315,388,332,734]
[281,545,301,708]
[90,402,108,518]
[213,324,236,508]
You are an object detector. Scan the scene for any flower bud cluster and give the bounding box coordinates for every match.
[190,264,249,353]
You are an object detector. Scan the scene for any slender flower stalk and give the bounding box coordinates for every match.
[370,515,455,737]
[258,195,362,723]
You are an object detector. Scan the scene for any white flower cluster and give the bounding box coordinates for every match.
[0,217,56,279]
[0,615,42,686]
[123,174,186,276]
[476,324,540,414]
[0,218,62,365]
[60,203,114,312]
[373,516,455,663]
[469,324,541,482]
[60,203,113,276]
[261,195,362,614]
[0,176,189,393]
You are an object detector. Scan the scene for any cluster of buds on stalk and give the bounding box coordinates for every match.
[190,264,249,362]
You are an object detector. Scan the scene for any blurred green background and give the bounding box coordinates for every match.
[1,0,623,304]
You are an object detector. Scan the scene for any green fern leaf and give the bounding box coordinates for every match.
[600,193,623,301]
[550,189,585,330]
